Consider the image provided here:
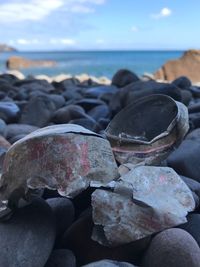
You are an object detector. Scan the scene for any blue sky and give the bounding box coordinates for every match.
[0,0,199,51]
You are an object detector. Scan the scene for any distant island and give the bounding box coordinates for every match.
[0,44,17,52]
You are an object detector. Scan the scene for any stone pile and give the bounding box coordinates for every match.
[0,70,200,266]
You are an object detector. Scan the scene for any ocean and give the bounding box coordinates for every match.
[0,50,183,79]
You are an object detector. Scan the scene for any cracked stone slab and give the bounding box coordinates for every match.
[0,124,119,214]
[92,166,195,247]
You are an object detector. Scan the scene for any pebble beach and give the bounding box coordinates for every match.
[0,50,200,267]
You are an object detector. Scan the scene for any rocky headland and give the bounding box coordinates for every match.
[154,49,200,83]
[0,43,16,52]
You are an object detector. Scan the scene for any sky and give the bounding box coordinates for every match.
[0,0,199,51]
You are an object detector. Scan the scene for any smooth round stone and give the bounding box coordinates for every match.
[180,89,192,106]
[75,99,106,112]
[62,89,83,101]
[0,102,20,123]
[0,198,56,267]
[69,117,97,131]
[167,139,200,182]
[48,94,65,109]
[6,123,38,139]
[16,79,55,93]
[9,134,27,144]
[46,198,75,237]
[85,86,118,99]
[82,259,136,267]
[52,105,87,124]
[112,69,140,88]
[19,95,56,127]
[179,214,200,247]
[181,175,200,198]
[88,105,110,121]
[142,228,200,267]
[172,76,192,90]
[61,211,150,266]
[0,73,19,84]
[44,249,76,267]
[186,128,200,140]
[0,118,7,137]
[189,112,200,129]
[189,102,200,114]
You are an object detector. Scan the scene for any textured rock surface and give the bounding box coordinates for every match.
[0,198,56,267]
[142,228,200,267]
[44,249,76,267]
[154,50,200,82]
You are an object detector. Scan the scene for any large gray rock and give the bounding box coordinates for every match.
[0,198,56,267]
[142,228,200,267]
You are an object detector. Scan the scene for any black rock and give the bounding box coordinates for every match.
[53,78,80,92]
[9,134,27,144]
[61,211,150,266]
[46,198,75,237]
[44,249,76,267]
[186,128,200,140]
[142,228,200,267]
[52,105,88,124]
[179,214,200,247]
[180,89,192,106]
[88,105,110,121]
[0,118,7,137]
[0,198,56,267]
[48,94,65,109]
[6,123,38,140]
[85,86,118,99]
[189,102,200,114]
[172,76,192,90]
[15,79,55,93]
[167,139,200,182]
[189,86,200,98]
[69,117,97,131]
[0,102,20,123]
[20,95,56,127]
[189,112,200,129]
[75,99,106,112]
[0,73,19,84]
[112,69,140,88]
[180,175,200,198]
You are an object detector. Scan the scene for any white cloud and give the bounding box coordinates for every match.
[0,0,106,23]
[0,0,64,23]
[96,39,105,44]
[49,38,76,45]
[151,7,172,19]
[78,0,105,4]
[70,5,95,13]
[16,39,41,45]
[131,26,139,32]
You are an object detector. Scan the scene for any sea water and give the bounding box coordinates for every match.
[0,50,183,78]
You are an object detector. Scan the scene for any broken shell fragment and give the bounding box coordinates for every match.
[91,166,195,247]
[0,124,119,213]
[105,95,189,165]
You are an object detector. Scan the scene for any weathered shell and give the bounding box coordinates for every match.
[105,95,189,165]
[0,124,119,213]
